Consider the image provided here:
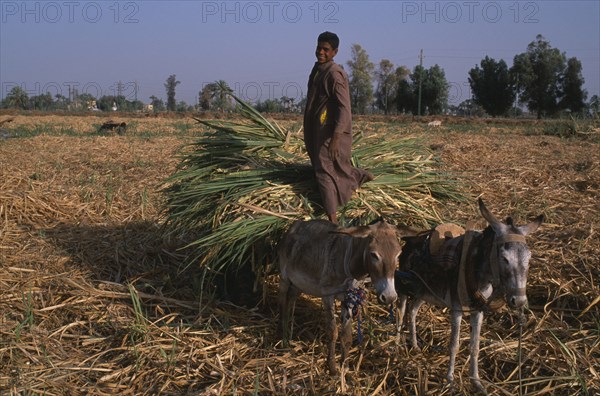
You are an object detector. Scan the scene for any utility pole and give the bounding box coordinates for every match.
[117,81,123,97]
[514,73,519,118]
[417,49,423,116]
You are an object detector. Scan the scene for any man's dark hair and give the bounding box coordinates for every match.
[317,31,339,50]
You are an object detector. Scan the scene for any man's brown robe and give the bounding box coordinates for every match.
[303,61,372,216]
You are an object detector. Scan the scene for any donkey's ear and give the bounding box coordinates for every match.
[367,216,384,226]
[479,198,508,234]
[518,214,544,236]
[478,198,500,224]
[332,225,371,238]
[396,224,421,237]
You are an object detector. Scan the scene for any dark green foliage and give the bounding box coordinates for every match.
[347,44,375,114]
[165,74,180,112]
[396,65,449,115]
[468,57,516,117]
[511,35,581,119]
[560,57,588,114]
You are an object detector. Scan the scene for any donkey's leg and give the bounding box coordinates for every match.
[409,298,425,349]
[278,277,291,342]
[447,309,463,384]
[396,294,407,336]
[323,295,339,375]
[278,278,300,344]
[286,286,301,340]
[469,310,487,395]
[340,303,353,371]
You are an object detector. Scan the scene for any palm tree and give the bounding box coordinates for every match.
[164,74,180,111]
[213,80,233,112]
[199,81,233,112]
[6,87,29,109]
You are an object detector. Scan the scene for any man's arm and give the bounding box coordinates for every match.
[329,70,352,161]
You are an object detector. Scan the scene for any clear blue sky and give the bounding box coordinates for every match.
[1,0,599,107]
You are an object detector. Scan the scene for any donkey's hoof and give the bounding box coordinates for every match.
[327,362,339,376]
[443,376,460,394]
[471,379,488,395]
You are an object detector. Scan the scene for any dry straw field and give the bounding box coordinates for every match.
[1,113,599,395]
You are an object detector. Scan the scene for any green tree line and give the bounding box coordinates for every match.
[350,34,592,118]
[2,35,597,118]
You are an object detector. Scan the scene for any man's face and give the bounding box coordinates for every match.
[315,41,338,63]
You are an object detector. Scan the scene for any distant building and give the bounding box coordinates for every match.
[87,100,100,111]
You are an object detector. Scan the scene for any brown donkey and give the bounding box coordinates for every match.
[278,219,418,375]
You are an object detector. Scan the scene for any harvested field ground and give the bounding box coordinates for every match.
[1,114,599,395]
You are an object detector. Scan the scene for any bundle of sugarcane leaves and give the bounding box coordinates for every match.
[161,90,465,300]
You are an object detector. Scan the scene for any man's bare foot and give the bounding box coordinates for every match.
[327,212,338,224]
[363,170,375,183]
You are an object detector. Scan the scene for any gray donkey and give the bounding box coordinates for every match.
[395,198,544,394]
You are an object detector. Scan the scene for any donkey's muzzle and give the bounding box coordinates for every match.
[507,287,527,309]
[374,278,398,305]
[378,291,397,305]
